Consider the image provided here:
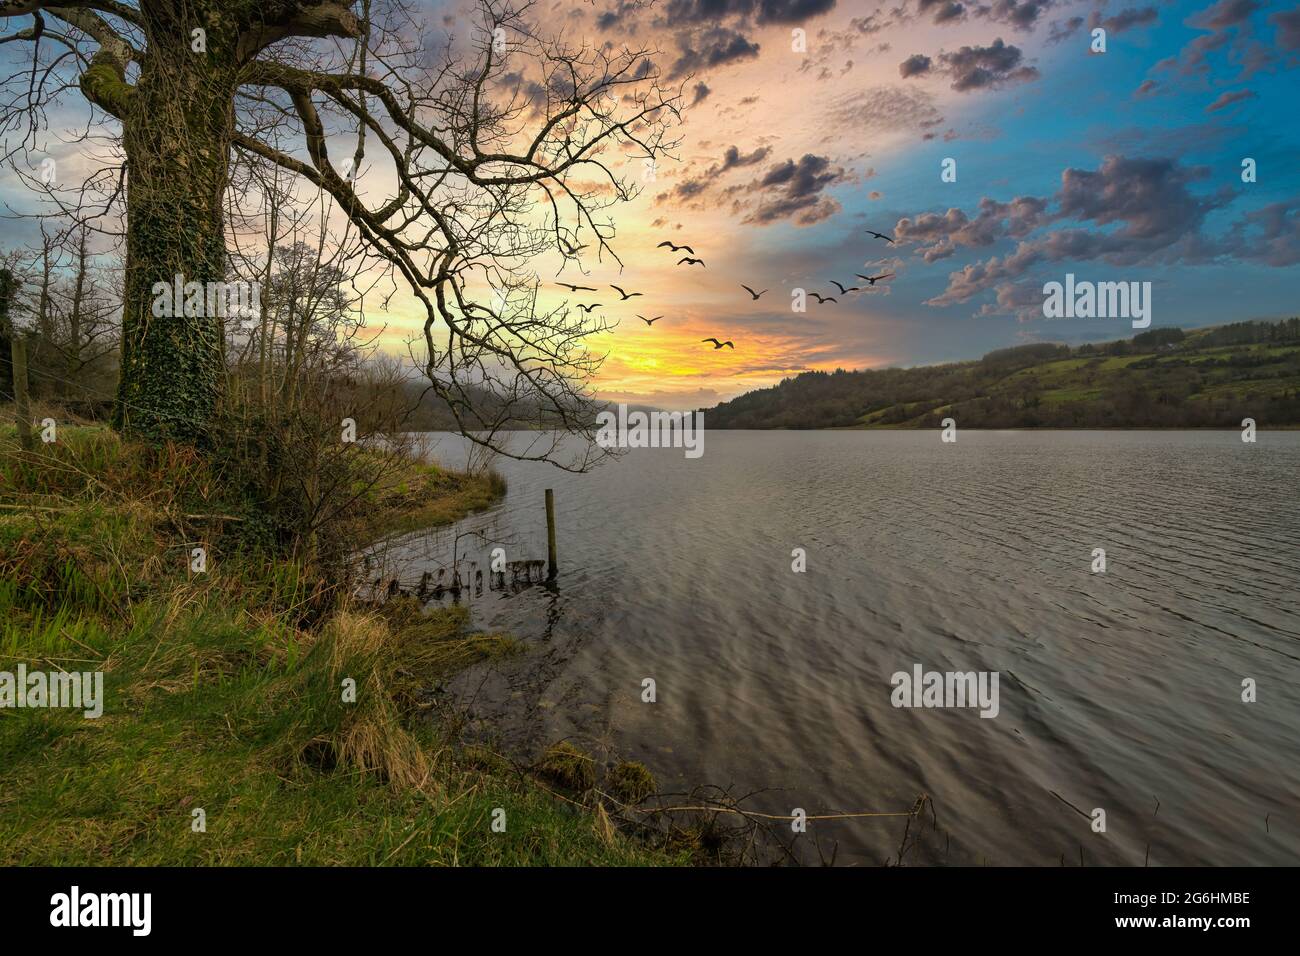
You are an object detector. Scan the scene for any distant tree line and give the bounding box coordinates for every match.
[703,319,1300,429]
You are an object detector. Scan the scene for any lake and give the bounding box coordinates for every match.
[372,430,1300,866]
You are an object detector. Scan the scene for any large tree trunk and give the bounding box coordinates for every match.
[114,24,235,445]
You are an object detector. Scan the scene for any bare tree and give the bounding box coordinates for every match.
[1,0,682,466]
[1,222,120,405]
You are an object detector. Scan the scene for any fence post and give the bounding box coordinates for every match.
[545,488,557,581]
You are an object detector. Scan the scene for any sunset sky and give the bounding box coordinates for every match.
[2,0,1296,410]
[442,0,1299,409]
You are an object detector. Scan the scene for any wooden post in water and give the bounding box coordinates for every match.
[12,333,33,452]
[545,488,557,581]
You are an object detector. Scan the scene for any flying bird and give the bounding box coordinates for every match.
[657,241,695,254]
[855,273,895,285]
[610,284,643,300]
[830,280,859,295]
[741,284,768,300]
[678,257,706,267]
[638,315,664,325]
[702,338,735,349]
[577,303,602,313]
[557,282,598,292]
[811,293,837,304]
[865,230,895,243]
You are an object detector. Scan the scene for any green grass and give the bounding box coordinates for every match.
[0,427,684,866]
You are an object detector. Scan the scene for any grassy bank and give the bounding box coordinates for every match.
[0,425,682,865]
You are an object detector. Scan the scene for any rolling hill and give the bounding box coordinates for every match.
[701,320,1300,429]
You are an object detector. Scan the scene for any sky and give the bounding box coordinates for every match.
[1,0,1297,410]
[459,0,1300,409]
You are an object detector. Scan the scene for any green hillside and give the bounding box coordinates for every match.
[703,320,1300,429]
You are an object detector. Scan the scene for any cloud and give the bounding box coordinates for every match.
[1205,89,1257,112]
[944,39,1039,91]
[660,0,837,25]
[1046,15,1084,43]
[1273,8,1300,51]
[1090,6,1159,35]
[901,39,1039,92]
[691,81,712,105]
[975,281,1050,322]
[669,27,761,78]
[974,0,1057,32]
[897,197,1048,262]
[1197,0,1260,31]
[1224,198,1300,267]
[742,154,848,226]
[899,53,933,78]
[904,156,1237,308]
[719,145,773,171]
[920,0,968,25]
[1156,0,1268,80]
[663,144,774,203]
[850,9,904,34]
[828,85,945,135]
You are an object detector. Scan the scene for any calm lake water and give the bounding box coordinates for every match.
[372,430,1300,866]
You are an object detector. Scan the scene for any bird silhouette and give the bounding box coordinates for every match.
[811,293,837,304]
[610,284,643,300]
[557,282,597,292]
[702,338,735,349]
[678,257,706,267]
[865,230,895,243]
[741,284,768,300]
[855,272,895,285]
[577,303,602,313]
[657,240,695,254]
[830,280,859,294]
[638,315,663,325]
[560,239,588,255]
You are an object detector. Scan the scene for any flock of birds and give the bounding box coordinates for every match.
[555,229,899,352]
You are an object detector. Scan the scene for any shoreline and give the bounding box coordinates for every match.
[0,425,686,866]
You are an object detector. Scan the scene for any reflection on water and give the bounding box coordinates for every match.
[368,430,1300,866]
